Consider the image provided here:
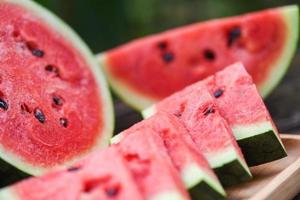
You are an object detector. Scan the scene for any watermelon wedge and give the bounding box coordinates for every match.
[0,0,113,175]
[0,147,144,200]
[98,5,299,110]
[112,112,226,199]
[144,63,286,166]
[116,128,191,200]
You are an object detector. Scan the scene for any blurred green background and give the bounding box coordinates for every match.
[33,0,300,133]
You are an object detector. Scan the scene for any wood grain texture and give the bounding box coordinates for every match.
[227,134,300,200]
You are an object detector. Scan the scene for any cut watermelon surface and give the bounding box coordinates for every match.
[144,63,286,166]
[116,128,191,200]
[0,0,113,175]
[99,5,298,110]
[112,112,226,199]
[0,147,144,200]
[180,90,251,186]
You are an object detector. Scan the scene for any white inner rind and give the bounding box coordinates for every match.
[182,163,225,196]
[0,188,18,200]
[259,5,299,97]
[0,0,114,176]
[207,147,251,176]
[98,54,156,111]
[232,121,287,153]
[150,191,188,200]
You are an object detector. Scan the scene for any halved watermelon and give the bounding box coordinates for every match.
[112,112,226,199]
[98,5,298,110]
[115,128,190,200]
[0,0,113,175]
[144,63,286,166]
[0,147,144,200]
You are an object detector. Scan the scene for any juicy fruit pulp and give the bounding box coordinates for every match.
[116,128,191,200]
[0,0,113,175]
[113,112,226,199]
[0,147,144,200]
[99,5,298,110]
[144,63,286,166]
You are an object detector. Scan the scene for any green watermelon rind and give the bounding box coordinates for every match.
[0,0,114,176]
[182,163,226,199]
[259,5,299,97]
[111,134,227,199]
[98,5,299,111]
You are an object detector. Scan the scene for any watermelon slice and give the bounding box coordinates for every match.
[0,147,144,200]
[149,89,251,186]
[112,112,226,199]
[0,0,113,175]
[116,128,191,200]
[144,63,286,166]
[98,5,299,110]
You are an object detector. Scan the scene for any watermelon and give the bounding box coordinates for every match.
[0,147,144,200]
[0,0,113,175]
[158,89,251,186]
[115,128,191,200]
[112,112,226,199]
[98,5,299,110]
[144,63,286,166]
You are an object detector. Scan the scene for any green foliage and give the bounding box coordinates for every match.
[33,0,298,53]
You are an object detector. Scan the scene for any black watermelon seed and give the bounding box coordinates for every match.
[0,98,8,110]
[32,49,44,58]
[26,42,44,58]
[162,52,174,63]
[34,108,46,123]
[203,49,215,61]
[228,27,241,47]
[59,118,68,128]
[53,96,63,106]
[67,166,81,172]
[157,41,167,50]
[21,103,31,113]
[213,89,224,98]
[45,65,60,77]
[105,187,119,197]
[203,107,215,116]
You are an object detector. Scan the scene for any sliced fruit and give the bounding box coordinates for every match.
[144,63,287,166]
[113,112,226,199]
[0,147,144,200]
[115,128,191,200]
[99,5,298,110]
[0,0,114,175]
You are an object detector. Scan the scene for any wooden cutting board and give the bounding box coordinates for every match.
[227,134,300,200]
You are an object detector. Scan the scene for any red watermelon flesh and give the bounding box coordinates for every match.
[116,128,190,200]
[0,147,143,200]
[0,0,113,174]
[112,112,225,199]
[99,6,298,110]
[180,90,251,186]
[145,63,286,166]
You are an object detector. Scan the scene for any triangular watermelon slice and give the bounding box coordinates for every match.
[98,5,298,110]
[0,147,144,200]
[179,90,251,186]
[112,112,226,199]
[144,63,286,166]
[116,128,191,200]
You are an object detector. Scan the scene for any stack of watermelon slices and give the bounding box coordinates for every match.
[0,63,287,200]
